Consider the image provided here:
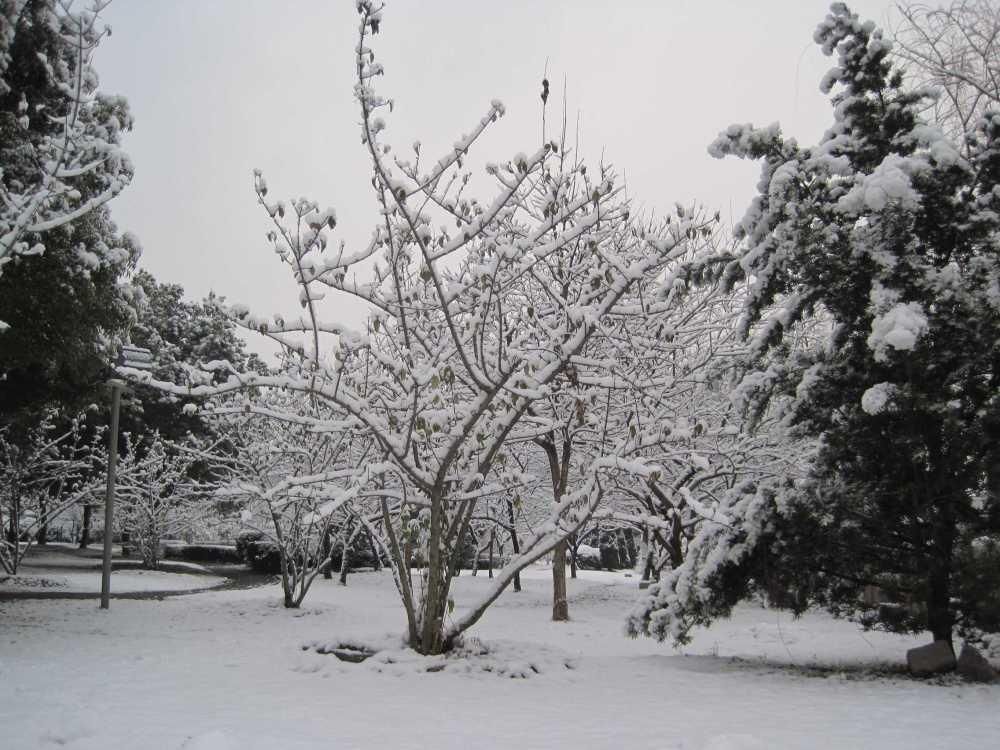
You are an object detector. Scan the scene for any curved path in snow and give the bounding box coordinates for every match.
[0,548,276,601]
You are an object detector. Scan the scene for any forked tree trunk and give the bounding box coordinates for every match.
[280,553,297,608]
[539,435,572,621]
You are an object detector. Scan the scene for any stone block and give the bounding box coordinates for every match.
[906,640,956,676]
[957,644,998,683]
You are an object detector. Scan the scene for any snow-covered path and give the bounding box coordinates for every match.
[1,568,995,750]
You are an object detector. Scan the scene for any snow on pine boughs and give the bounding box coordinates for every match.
[0,0,133,279]
[630,2,1000,645]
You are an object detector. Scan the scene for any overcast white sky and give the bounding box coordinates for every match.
[97,0,896,355]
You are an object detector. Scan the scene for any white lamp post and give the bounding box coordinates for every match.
[100,344,154,610]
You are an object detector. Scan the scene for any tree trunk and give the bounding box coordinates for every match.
[36,497,48,546]
[927,566,954,646]
[322,528,333,580]
[280,554,297,608]
[8,494,19,544]
[539,435,571,621]
[616,529,630,568]
[667,514,685,568]
[926,504,957,646]
[488,527,494,579]
[142,525,160,570]
[505,498,521,593]
[639,527,652,583]
[569,532,578,579]
[339,521,361,586]
[416,491,450,655]
[552,540,569,621]
[365,526,382,571]
[339,542,351,585]
[79,504,92,549]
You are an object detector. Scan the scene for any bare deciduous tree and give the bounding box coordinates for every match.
[134,1,720,655]
[893,0,1000,148]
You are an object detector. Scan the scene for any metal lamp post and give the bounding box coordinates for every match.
[100,344,154,610]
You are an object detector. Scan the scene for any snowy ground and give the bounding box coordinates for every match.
[0,566,995,750]
[0,546,224,594]
[0,567,224,594]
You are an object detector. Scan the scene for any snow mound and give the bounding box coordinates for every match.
[305,636,577,678]
[1,574,68,589]
[39,714,100,745]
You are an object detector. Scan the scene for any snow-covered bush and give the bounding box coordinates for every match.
[210,391,363,607]
[113,432,218,570]
[0,409,105,573]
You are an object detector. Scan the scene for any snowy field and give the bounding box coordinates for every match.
[0,567,224,594]
[0,546,225,594]
[1,567,996,750]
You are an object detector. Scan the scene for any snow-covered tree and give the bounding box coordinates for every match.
[211,392,365,608]
[630,3,1000,648]
[510,206,737,620]
[893,0,1000,151]
[135,2,719,655]
[0,0,132,304]
[113,431,219,570]
[1,0,139,428]
[0,408,104,573]
[123,270,255,441]
[0,206,140,427]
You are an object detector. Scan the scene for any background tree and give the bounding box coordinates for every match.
[124,269,253,442]
[0,206,140,430]
[630,3,1000,648]
[0,408,105,572]
[212,392,364,608]
[0,0,132,291]
[1,0,138,527]
[113,430,219,570]
[893,0,1000,152]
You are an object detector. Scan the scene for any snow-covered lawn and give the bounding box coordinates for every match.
[1,547,224,594]
[0,567,995,750]
[0,567,224,594]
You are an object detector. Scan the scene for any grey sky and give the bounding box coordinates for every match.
[97,0,896,353]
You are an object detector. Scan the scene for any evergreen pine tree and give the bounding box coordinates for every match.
[630,3,1000,647]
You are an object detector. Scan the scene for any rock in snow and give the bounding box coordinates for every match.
[906,641,956,676]
[956,644,998,683]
